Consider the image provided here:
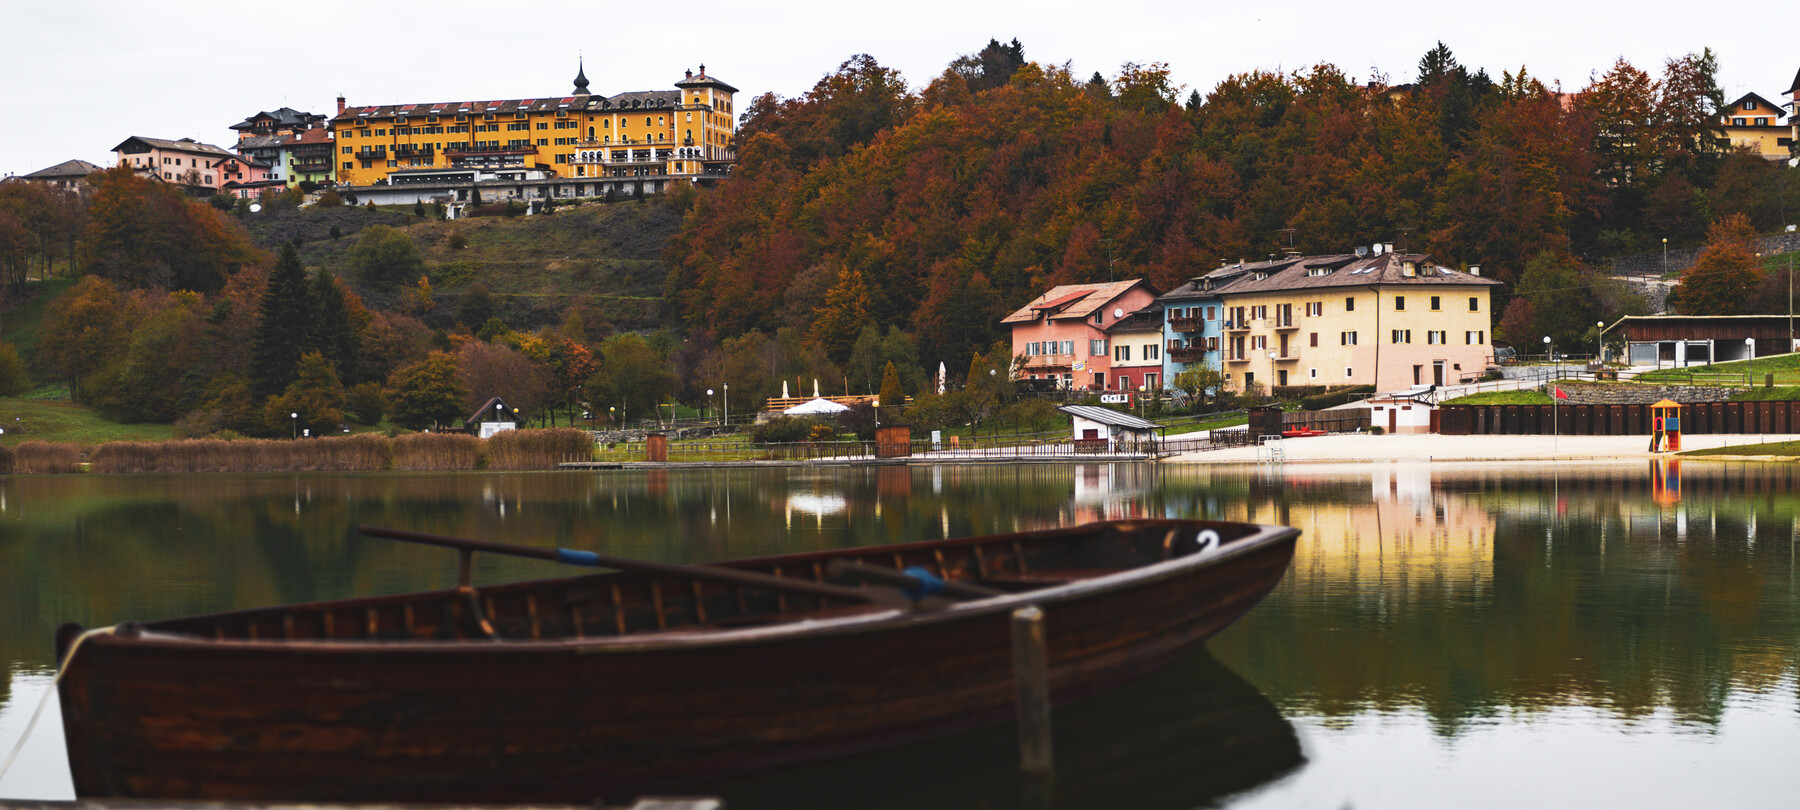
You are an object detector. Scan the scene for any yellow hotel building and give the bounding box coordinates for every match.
[1173,247,1501,392]
[330,64,737,187]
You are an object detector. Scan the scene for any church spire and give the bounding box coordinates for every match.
[573,59,590,96]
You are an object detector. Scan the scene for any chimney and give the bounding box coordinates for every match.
[337,96,346,116]
[1469,265,1481,276]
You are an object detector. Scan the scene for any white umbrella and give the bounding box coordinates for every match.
[782,380,789,399]
[784,397,851,415]
[937,362,947,394]
[813,378,820,398]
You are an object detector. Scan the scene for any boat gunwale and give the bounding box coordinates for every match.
[86,520,1298,655]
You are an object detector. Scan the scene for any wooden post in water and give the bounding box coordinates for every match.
[1011,605,1053,775]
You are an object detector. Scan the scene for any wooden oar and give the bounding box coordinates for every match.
[826,559,1004,599]
[357,525,908,608]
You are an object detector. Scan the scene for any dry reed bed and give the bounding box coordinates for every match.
[37,430,593,475]
[14,441,83,474]
[392,433,483,471]
[485,428,593,470]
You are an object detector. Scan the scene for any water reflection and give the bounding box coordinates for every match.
[719,648,1302,809]
[4,462,1800,805]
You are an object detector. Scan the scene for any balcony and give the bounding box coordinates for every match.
[354,149,385,160]
[1274,318,1299,330]
[1168,316,1203,332]
[1223,320,1250,333]
[1224,354,1249,364]
[1168,347,1206,363]
[1273,352,1298,362]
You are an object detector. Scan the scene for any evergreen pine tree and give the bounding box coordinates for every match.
[250,243,316,398]
[309,270,358,383]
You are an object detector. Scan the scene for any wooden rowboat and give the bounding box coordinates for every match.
[55,518,1298,802]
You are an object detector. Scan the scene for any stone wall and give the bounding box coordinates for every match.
[1609,232,1800,277]
[1548,382,1740,405]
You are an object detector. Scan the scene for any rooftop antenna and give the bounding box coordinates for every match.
[1277,227,1300,257]
[1103,237,1120,281]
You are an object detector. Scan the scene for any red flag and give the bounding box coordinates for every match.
[1553,387,1568,400]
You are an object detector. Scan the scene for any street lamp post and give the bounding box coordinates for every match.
[1596,321,1606,365]
[1542,336,1553,384]
[723,383,729,426]
[290,412,298,440]
[1661,237,1667,280]
[1747,337,1756,388]
[706,389,715,425]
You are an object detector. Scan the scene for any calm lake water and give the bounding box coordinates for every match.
[2,461,1798,807]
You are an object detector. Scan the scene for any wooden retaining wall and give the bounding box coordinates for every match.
[1438,402,1800,435]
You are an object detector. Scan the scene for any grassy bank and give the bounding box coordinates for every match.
[1442,390,1555,405]
[0,393,175,446]
[1679,439,1800,458]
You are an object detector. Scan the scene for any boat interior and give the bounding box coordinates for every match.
[139,520,1265,644]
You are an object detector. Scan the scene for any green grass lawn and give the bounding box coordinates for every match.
[0,393,174,447]
[1443,390,1554,405]
[1680,440,1800,457]
[1635,352,1800,386]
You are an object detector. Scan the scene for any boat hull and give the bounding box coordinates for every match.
[57,519,1296,801]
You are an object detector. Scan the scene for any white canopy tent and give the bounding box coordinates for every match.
[783,397,851,415]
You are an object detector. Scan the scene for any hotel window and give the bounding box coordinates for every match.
[342,146,352,154]
[1252,335,1266,350]
[1093,311,1103,324]
[1310,332,1319,347]
[1090,339,1106,356]
[537,123,548,129]
[1391,329,1412,344]
[1206,337,1218,351]
[1345,297,1355,312]
[1341,331,1358,346]
[1061,340,1074,355]
[1427,330,1447,344]
[1395,296,1405,311]
[1470,297,1479,311]
[1466,331,1485,344]
[1310,368,1318,379]
[1306,301,1322,317]
[1145,344,1159,360]
[1206,306,1216,319]
[342,162,351,170]
[1346,367,1354,378]
[1430,296,1440,311]
[1114,345,1131,362]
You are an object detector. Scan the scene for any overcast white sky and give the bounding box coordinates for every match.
[2,0,1793,179]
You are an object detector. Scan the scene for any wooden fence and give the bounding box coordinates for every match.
[1438,402,1800,436]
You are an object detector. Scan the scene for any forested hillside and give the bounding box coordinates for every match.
[1,39,1797,439]
[668,41,1797,372]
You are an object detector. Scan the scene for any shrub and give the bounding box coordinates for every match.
[749,416,816,445]
[0,443,12,474]
[448,228,468,250]
[316,190,343,207]
[485,428,593,469]
[347,382,388,425]
[173,409,226,439]
[393,432,481,470]
[0,343,30,396]
[807,424,837,442]
[15,442,81,474]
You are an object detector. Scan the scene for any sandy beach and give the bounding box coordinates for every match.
[1167,432,1800,463]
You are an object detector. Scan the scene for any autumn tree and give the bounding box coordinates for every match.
[807,266,871,363]
[1668,213,1760,316]
[948,38,1026,93]
[587,333,678,426]
[82,166,259,292]
[386,353,468,431]
[265,352,347,438]
[38,275,137,403]
[878,361,904,412]
[455,339,553,421]
[349,225,424,292]
[92,292,209,422]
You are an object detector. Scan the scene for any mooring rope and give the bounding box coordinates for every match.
[0,625,115,788]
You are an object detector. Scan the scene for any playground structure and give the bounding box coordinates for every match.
[1649,399,1682,452]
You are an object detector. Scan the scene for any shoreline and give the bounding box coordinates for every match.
[1162,433,1800,464]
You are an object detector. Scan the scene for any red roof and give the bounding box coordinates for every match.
[1032,290,1092,311]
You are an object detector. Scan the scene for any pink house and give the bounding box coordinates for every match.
[112,136,274,197]
[1002,279,1160,390]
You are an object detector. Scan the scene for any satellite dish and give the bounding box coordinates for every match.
[1113,307,1124,318]
[248,203,262,213]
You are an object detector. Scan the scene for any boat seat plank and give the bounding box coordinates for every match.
[981,568,1122,590]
